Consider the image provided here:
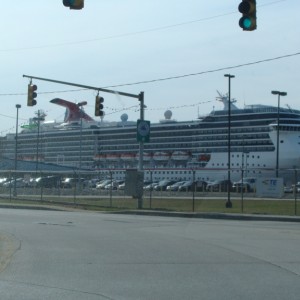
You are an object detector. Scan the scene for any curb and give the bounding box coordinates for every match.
[1,203,300,222]
[112,210,300,222]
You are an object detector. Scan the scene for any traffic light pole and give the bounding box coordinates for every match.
[23,75,140,100]
[23,74,145,209]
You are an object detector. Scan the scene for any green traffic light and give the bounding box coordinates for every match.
[239,16,256,31]
[238,0,256,31]
[243,18,252,29]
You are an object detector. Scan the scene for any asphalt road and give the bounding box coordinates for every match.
[0,208,300,300]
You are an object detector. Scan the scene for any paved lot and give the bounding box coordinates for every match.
[0,208,300,300]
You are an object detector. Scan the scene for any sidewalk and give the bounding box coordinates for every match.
[1,202,300,222]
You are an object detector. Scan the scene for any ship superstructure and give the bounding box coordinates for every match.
[2,94,300,182]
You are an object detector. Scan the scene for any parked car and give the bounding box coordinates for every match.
[81,178,98,188]
[104,180,124,190]
[35,176,62,188]
[0,177,8,186]
[232,177,256,192]
[292,182,300,193]
[61,177,85,188]
[284,186,294,193]
[206,180,233,192]
[232,182,252,192]
[178,180,207,192]
[154,180,176,191]
[144,182,158,191]
[3,178,27,188]
[118,182,126,190]
[96,179,112,189]
[166,181,187,192]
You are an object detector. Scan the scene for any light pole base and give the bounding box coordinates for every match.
[225,201,233,208]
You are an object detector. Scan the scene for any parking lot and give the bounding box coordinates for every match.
[0,175,299,216]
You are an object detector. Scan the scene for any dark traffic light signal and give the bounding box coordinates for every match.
[63,0,84,10]
[27,84,37,106]
[238,0,256,31]
[95,95,104,116]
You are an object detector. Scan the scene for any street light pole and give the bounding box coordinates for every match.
[138,92,145,209]
[14,104,21,197]
[35,110,41,174]
[224,74,235,208]
[271,90,287,178]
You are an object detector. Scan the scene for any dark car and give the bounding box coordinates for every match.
[61,177,85,188]
[178,180,207,192]
[232,182,252,192]
[35,176,62,188]
[206,180,233,192]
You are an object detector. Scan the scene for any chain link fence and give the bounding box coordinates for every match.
[0,168,299,216]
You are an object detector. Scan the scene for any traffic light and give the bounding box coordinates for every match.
[63,0,84,10]
[95,95,104,116]
[238,0,256,31]
[27,84,37,106]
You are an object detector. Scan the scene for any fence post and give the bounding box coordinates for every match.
[149,171,153,209]
[294,169,298,216]
[73,169,77,205]
[192,170,195,212]
[9,171,12,201]
[40,171,43,202]
[109,171,113,208]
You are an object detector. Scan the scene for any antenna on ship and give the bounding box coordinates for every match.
[286,104,294,113]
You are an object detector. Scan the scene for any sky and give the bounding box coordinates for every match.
[0,0,299,135]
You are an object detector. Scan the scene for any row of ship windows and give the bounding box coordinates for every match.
[16,123,300,146]
[12,130,270,147]
[99,144,274,152]
[96,135,270,146]
[10,137,271,153]
[93,127,270,141]
[198,141,273,147]
[211,163,267,167]
[96,130,270,141]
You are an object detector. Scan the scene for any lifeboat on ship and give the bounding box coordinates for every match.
[22,155,44,162]
[94,154,106,161]
[105,154,120,161]
[22,156,35,161]
[153,152,170,161]
[135,152,152,161]
[171,151,190,161]
[120,153,136,161]
[198,154,211,162]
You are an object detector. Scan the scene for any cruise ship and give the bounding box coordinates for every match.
[1,93,300,182]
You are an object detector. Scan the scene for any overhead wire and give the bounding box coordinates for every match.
[0,51,299,97]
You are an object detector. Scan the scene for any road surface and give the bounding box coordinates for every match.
[0,208,300,299]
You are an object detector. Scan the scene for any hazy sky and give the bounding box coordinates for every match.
[0,0,299,135]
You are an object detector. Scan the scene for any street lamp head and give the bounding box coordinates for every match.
[224,74,235,78]
[271,91,280,95]
[16,104,21,109]
[271,91,287,96]
[77,101,87,107]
